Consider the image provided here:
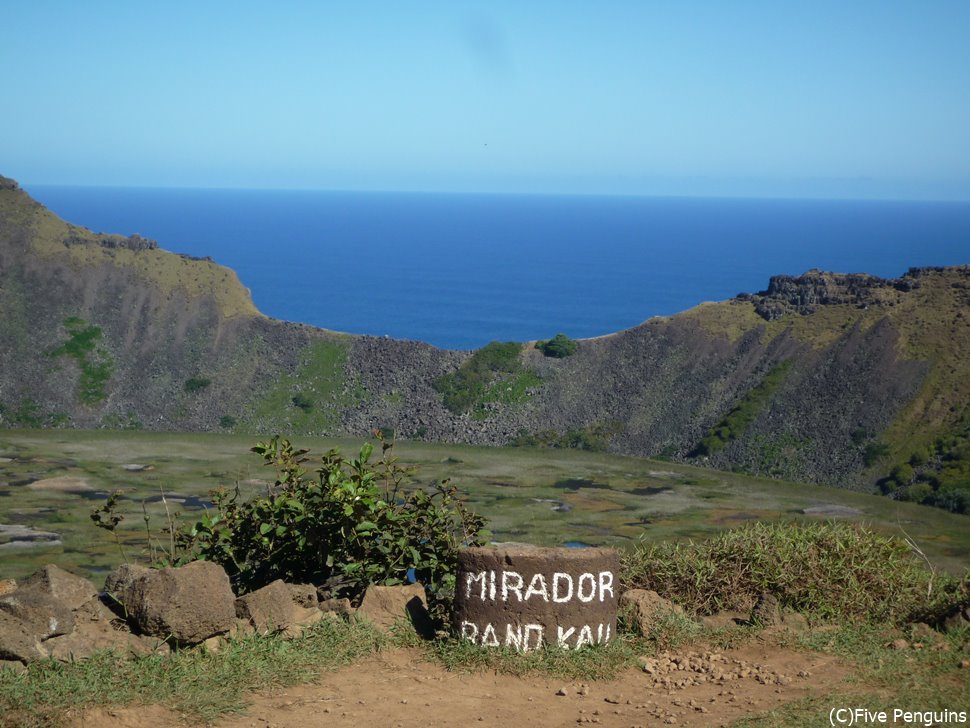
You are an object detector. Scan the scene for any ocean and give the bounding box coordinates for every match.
[24,186,970,350]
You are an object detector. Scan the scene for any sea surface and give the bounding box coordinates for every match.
[25,186,970,350]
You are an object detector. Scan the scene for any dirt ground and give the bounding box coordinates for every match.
[74,637,849,728]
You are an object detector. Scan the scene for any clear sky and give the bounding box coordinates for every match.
[2,1,969,199]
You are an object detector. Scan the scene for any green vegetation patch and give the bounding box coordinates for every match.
[183,377,211,394]
[692,360,793,456]
[244,339,356,432]
[434,342,540,417]
[47,317,114,405]
[511,422,622,452]
[879,410,970,514]
[622,521,965,623]
[534,332,578,358]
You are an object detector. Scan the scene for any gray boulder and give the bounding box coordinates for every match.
[125,561,236,645]
[356,584,434,638]
[235,580,323,636]
[21,564,97,610]
[44,597,167,662]
[619,589,687,636]
[0,611,46,663]
[0,586,74,639]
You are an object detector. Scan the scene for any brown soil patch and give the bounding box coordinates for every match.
[25,476,93,493]
[71,639,848,728]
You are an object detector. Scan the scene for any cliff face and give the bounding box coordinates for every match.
[1,175,968,493]
[735,268,925,321]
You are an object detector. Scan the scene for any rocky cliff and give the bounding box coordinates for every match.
[1,175,968,498]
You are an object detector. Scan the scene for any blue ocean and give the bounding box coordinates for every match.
[25,186,970,350]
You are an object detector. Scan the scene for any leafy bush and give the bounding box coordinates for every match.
[180,434,489,621]
[219,415,237,429]
[889,463,914,485]
[692,361,792,456]
[184,377,211,393]
[291,393,314,412]
[535,333,578,358]
[621,521,964,624]
[434,342,539,416]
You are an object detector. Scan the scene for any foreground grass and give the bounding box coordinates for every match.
[733,624,970,728]
[0,618,384,728]
[3,614,967,728]
[426,634,642,681]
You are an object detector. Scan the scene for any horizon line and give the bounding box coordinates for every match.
[18,179,970,205]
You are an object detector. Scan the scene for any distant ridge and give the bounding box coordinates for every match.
[1,174,968,510]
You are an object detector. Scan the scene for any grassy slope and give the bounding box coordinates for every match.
[679,269,970,462]
[3,186,259,321]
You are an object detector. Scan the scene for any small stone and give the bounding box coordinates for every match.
[889,638,909,650]
[959,659,969,669]
[557,687,569,696]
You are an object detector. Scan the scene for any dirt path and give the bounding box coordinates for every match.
[75,639,848,728]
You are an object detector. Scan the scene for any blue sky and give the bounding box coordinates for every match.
[2,1,969,199]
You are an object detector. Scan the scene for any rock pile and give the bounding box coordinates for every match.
[637,650,803,690]
[0,561,432,670]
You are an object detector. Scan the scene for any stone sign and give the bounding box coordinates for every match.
[452,544,620,652]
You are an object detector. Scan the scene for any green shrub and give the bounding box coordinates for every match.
[9,398,42,428]
[535,333,578,358]
[219,415,237,429]
[291,393,314,412]
[889,463,915,485]
[621,521,963,624]
[185,377,211,393]
[179,434,489,621]
[864,442,890,467]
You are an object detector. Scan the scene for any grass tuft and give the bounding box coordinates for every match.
[622,520,967,623]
